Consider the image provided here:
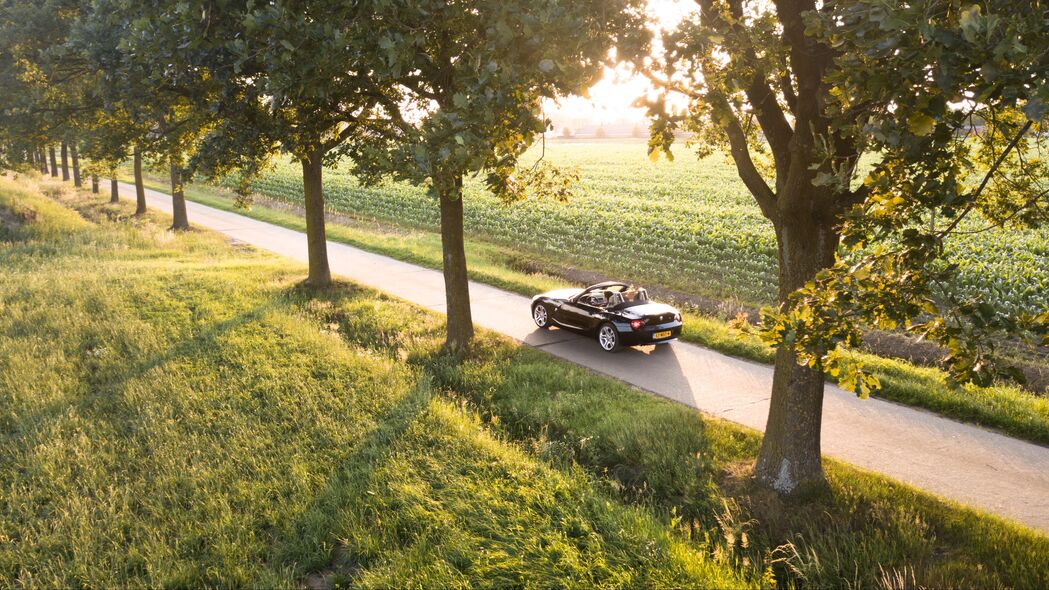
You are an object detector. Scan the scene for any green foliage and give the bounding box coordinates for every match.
[188,0,406,188]
[646,0,1049,394]
[0,0,89,161]
[66,0,232,174]
[351,0,648,201]
[769,0,1049,390]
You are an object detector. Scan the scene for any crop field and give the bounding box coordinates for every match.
[234,139,1049,315]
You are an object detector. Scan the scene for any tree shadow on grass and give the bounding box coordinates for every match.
[275,375,434,589]
[422,336,1049,588]
[14,299,286,444]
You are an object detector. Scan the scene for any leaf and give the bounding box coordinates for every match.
[906,112,936,136]
[959,4,982,42]
[1022,97,1047,122]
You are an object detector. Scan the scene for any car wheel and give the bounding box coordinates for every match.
[597,322,621,352]
[532,303,552,329]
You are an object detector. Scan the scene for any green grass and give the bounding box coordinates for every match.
[0,175,745,588]
[125,171,1049,447]
[9,172,1049,589]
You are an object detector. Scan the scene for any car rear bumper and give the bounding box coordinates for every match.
[618,322,683,346]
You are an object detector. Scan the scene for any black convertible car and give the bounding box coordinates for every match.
[531,281,683,352]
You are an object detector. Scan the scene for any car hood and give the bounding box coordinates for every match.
[620,302,679,318]
[536,288,584,302]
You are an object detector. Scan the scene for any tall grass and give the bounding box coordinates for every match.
[19,172,1046,589]
[0,174,745,588]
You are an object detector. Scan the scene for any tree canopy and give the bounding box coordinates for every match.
[350,0,648,348]
[649,0,1049,492]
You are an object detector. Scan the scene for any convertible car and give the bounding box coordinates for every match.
[531,281,683,352]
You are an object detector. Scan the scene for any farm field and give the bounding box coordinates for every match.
[235,139,1049,317]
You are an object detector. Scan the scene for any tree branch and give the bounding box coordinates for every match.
[712,93,779,221]
[939,119,1034,237]
[702,0,795,178]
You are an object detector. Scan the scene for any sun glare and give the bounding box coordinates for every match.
[546,0,696,135]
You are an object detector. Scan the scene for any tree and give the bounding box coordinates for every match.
[59,140,68,181]
[70,141,80,187]
[132,147,145,215]
[73,0,226,231]
[356,0,647,349]
[77,119,126,203]
[177,0,408,286]
[0,1,92,185]
[650,0,1049,493]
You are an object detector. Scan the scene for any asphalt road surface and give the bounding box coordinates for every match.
[122,182,1049,534]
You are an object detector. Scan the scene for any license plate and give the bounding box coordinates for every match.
[653,330,672,339]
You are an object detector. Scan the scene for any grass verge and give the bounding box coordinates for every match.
[0,174,745,588]
[126,173,1049,447]
[14,172,1048,588]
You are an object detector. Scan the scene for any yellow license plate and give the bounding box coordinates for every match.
[653,330,672,339]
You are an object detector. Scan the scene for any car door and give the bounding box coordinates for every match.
[576,300,607,331]
[554,296,592,330]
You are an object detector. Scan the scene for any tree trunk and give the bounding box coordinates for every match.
[438,173,474,350]
[71,144,81,188]
[169,158,189,231]
[91,174,99,194]
[48,146,58,177]
[300,150,332,286]
[132,148,147,215]
[110,178,119,204]
[754,217,839,495]
[39,148,48,174]
[60,142,70,181]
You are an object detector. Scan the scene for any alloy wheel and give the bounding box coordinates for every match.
[533,304,548,327]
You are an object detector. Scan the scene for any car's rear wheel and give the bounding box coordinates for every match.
[597,322,621,352]
[532,303,551,329]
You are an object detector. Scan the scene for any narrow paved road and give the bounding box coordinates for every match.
[123,182,1049,534]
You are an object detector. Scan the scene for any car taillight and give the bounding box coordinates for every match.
[630,320,644,330]
[674,313,681,322]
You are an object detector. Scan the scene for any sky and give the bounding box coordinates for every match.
[545,0,696,133]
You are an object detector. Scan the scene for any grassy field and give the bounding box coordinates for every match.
[129,174,1049,447]
[4,173,1049,588]
[0,174,747,588]
[236,139,1049,317]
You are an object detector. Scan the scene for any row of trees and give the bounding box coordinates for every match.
[2,0,1047,495]
[0,0,647,350]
